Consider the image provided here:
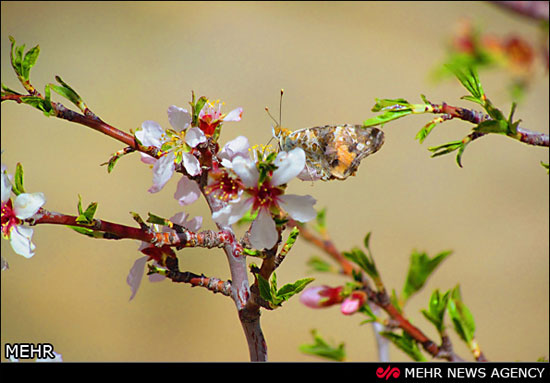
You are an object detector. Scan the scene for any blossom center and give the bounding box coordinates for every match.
[1,199,19,238]
[250,182,284,211]
[205,170,243,202]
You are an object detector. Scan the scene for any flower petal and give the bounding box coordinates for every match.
[278,194,317,222]
[271,148,306,186]
[181,152,201,176]
[174,176,201,206]
[218,136,250,168]
[127,255,148,301]
[10,225,36,258]
[148,153,175,193]
[212,197,253,226]
[231,156,258,188]
[1,169,12,203]
[223,107,243,122]
[167,105,191,132]
[184,127,207,148]
[136,120,165,148]
[169,212,203,232]
[249,208,278,249]
[13,192,46,219]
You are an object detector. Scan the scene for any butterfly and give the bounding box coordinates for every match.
[273,123,384,181]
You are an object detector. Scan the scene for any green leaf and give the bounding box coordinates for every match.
[49,76,85,112]
[358,303,378,324]
[299,329,346,361]
[68,226,104,238]
[484,100,505,122]
[147,213,170,226]
[415,120,439,144]
[75,195,98,224]
[9,37,40,82]
[313,207,327,233]
[446,64,484,102]
[341,232,379,281]
[257,274,273,303]
[363,108,412,127]
[473,120,507,135]
[343,247,378,280]
[541,161,549,174]
[190,93,208,126]
[258,273,314,307]
[447,285,476,344]
[12,162,25,195]
[371,98,411,112]
[1,83,22,96]
[307,256,335,273]
[428,140,464,158]
[276,277,315,302]
[278,227,300,257]
[21,45,40,81]
[381,331,426,361]
[421,289,450,333]
[402,250,452,303]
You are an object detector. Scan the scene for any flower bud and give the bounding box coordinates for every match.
[300,285,343,308]
[340,291,367,315]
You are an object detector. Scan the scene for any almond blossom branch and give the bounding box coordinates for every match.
[294,220,467,362]
[32,208,240,250]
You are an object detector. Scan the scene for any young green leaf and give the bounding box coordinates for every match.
[358,303,378,324]
[299,329,346,361]
[371,98,411,112]
[75,195,98,225]
[276,277,315,302]
[473,120,508,135]
[428,140,464,158]
[21,45,40,81]
[447,285,476,344]
[258,273,314,307]
[402,250,452,303]
[343,247,378,281]
[13,162,25,195]
[307,256,336,273]
[421,289,450,333]
[147,213,170,226]
[313,207,327,234]
[381,331,426,361]
[446,64,485,103]
[257,274,273,304]
[49,76,86,112]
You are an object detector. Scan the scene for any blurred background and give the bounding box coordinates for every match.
[1,1,548,362]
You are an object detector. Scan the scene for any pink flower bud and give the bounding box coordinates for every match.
[300,286,343,308]
[340,291,367,315]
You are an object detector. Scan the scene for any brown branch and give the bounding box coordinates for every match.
[294,220,467,362]
[31,208,241,250]
[434,102,549,147]
[2,93,159,158]
[163,256,232,297]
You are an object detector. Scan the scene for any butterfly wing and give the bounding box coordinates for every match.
[319,125,384,180]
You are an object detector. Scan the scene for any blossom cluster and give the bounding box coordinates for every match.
[1,163,45,264]
[126,96,317,297]
[1,95,319,305]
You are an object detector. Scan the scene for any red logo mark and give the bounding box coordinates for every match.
[376,365,400,380]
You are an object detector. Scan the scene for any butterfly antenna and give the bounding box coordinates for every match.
[279,88,283,129]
